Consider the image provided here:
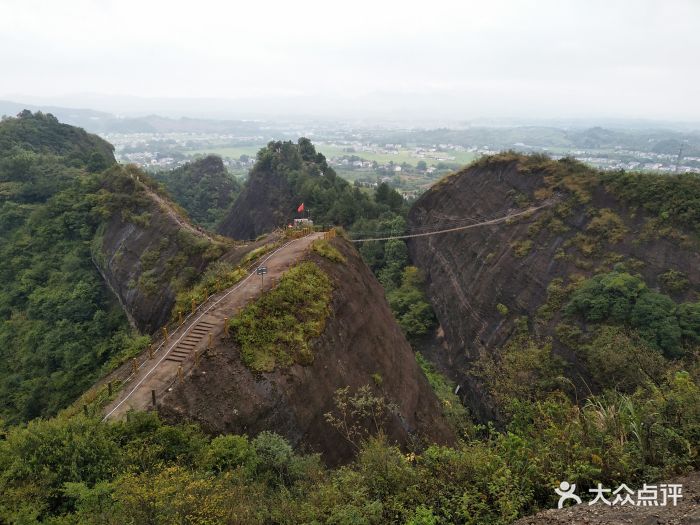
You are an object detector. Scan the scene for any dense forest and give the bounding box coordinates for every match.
[151,155,241,229]
[0,112,149,424]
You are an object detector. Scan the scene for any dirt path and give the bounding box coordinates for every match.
[133,174,217,243]
[102,232,323,420]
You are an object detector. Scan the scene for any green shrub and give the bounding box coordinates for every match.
[201,435,254,473]
[536,277,580,322]
[565,269,699,357]
[230,262,333,372]
[511,239,533,257]
[173,261,247,320]
[658,269,690,293]
[312,239,346,263]
[240,242,277,265]
[474,335,566,412]
[416,353,474,439]
[581,325,667,391]
[586,208,628,244]
[601,170,700,234]
[386,266,436,341]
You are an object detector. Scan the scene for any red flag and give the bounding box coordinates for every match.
[297,203,304,213]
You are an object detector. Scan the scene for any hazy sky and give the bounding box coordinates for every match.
[1,0,699,121]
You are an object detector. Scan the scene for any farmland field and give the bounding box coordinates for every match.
[187,144,476,168]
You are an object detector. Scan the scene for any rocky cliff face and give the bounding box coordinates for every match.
[407,155,700,421]
[93,166,227,334]
[158,238,454,464]
[217,164,296,240]
[217,139,344,240]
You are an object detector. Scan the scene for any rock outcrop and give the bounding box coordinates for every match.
[217,139,343,240]
[158,237,455,464]
[217,161,297,240]
[93,166,228,334]
[407,155,700,421]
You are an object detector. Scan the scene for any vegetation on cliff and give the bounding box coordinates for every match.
[311,238,346,263]
[229,262,333,372]
[0,113,224,422]
[152,155,241,229]
[0,110,114,170]
[0,114,140,423]
[565,269,700,358]
[93,162,228,332]
[2,116,699,525]
[407,152,700,521]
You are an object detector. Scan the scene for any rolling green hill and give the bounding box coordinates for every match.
[152,155,242,229]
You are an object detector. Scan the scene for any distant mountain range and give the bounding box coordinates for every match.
[0,99,270,134]
[2,99,700,159]
[3,95,700,133]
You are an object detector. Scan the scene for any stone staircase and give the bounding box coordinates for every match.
[165,318,216,364]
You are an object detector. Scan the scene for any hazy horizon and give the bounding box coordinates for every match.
[2,0,699,122]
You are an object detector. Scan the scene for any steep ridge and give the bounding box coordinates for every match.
[407,153,700,421]
[157,236,455,464]
[101,232,322,421]
[217,157,297,239]
[217,139,378,240]
[92,165,229,334]
[152,154,241,229]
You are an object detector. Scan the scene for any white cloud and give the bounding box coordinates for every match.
[1,0,698,120]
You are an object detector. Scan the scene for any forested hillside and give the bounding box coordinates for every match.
[152,155,241,229]
[0,112,227,423]
[218,138,399,238]
[0,112,140,423]
[0,110,114,170]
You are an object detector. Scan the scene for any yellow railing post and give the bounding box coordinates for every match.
[148,344,154,359]
[162,326,169,342]
[224,317,229,335]
[191,298,196,314]
[177,365,183,384]
[131,358,138,375]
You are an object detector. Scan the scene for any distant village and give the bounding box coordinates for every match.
[103,132,700,183]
